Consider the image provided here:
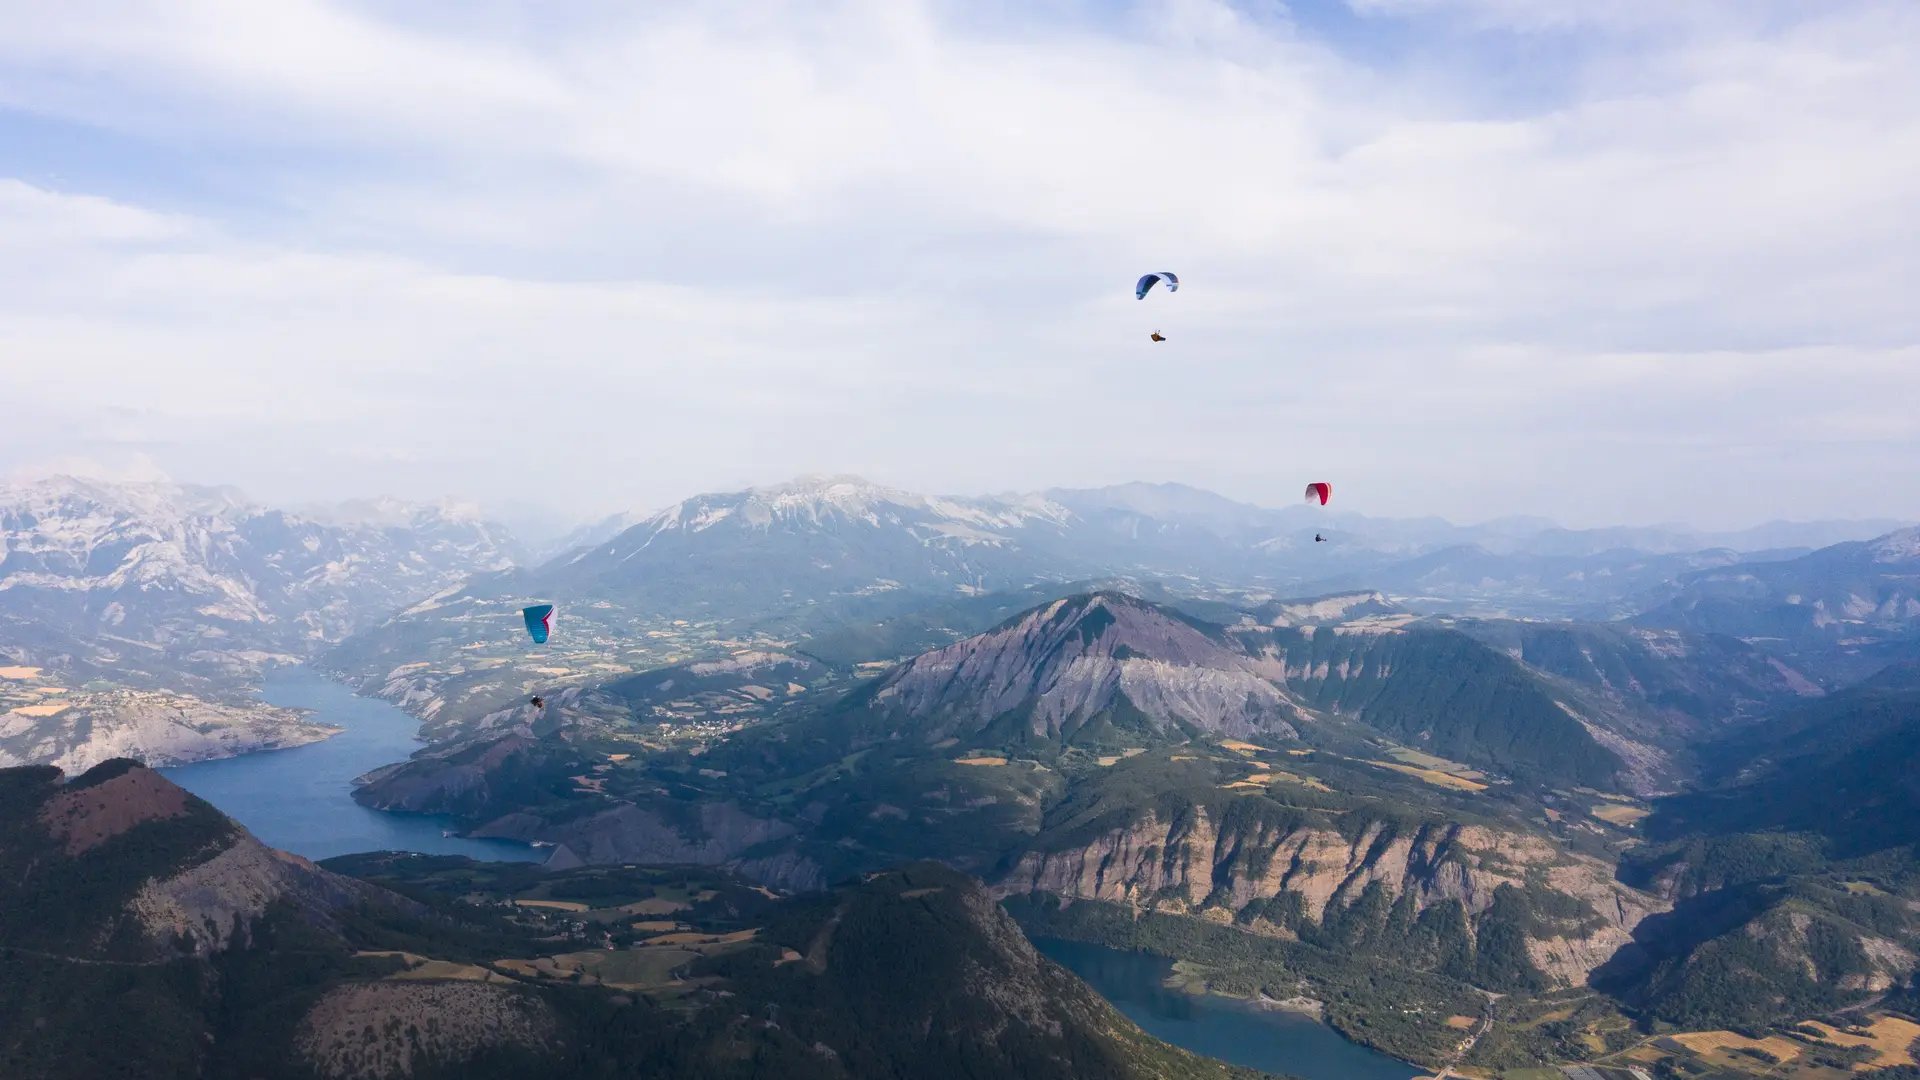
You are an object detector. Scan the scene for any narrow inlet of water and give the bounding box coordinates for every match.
[1034,938,1423,1080]
[161,668,537,863]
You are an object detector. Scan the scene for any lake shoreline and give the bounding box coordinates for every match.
[160,667,538,864]
[1033,937,1423,1080]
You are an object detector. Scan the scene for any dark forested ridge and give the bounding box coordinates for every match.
[1649,661,1920,855]
[1579,664,1920,1033]
[0,761,1275,1080]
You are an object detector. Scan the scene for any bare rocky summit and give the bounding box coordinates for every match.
[862,592,1306,744]
[296,981,557,1080]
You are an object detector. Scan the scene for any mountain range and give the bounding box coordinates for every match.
[429,475,1915,619]
[322,474,1912,749]
[8,470,1920,1078]
[0,476,520,687]
[0,476,523,768]
[343,577,1920,1069]
[1639,526,1920,682]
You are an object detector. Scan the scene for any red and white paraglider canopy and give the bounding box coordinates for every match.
[1303,482,1331,506]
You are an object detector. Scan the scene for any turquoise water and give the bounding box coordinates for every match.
[161,668,537,863]
[1034,939,1422,1080]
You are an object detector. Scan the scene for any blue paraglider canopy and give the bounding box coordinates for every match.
[1135,272,1179,299]
[522,604,555,645]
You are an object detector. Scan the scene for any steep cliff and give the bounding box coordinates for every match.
[999,797,1666,990]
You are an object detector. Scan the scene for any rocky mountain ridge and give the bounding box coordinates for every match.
[0,475,521,768]
[0,475,519,661]
[856,592,1307,747]
[1638,524,1920,681]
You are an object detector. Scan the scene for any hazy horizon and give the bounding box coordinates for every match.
[4,2,1917,532]
[6,457,1912,548]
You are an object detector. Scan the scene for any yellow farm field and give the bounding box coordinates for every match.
[391,960,503,982]
[637,929,758,949]
[1219,740,1269,754]
[1591,804,1651,826]
[357,951,503,983]
[1670,1029,1805,1064]
[1385,747,1487,780]
[1801,1015,1920,1066]
[8,703,70,717]
[955,756,1009,767]
[514,899,591,912]
[1369,761,1488,792]
[1265,770,1333,793]
[495,950,682,989]
[0,667,44,679]
[622,898,691,916]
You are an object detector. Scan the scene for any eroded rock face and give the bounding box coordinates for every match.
[130,833,397,954]
[869,593,1304,741]
[296,981,555,1080]
[996,807,1667,988]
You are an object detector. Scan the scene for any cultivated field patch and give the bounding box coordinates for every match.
[1591,804,1651,826]
[1670,1029,1804,1064]
[1800,1015,1920,1066]
[1370,760,1489,792]
[513,899,590,912]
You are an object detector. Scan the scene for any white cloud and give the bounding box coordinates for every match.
[0,0,1916,529]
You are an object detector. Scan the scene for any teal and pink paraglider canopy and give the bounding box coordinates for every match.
[522,604,554,644]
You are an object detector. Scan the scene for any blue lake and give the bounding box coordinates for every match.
[161,668,537,863]
[1034,939,1423,1080]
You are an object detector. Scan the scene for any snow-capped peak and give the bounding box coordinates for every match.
[0,476,522,658]
[1869,525,1920,563]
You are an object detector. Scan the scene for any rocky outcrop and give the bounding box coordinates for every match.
[296,981,556,1080]
[130,832,400,954]
[865,593,1305,742]
[0,476,520,708]
[0,689,340,772]
[996,806,1666,988]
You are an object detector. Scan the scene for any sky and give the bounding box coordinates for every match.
[1,0,1916,533]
